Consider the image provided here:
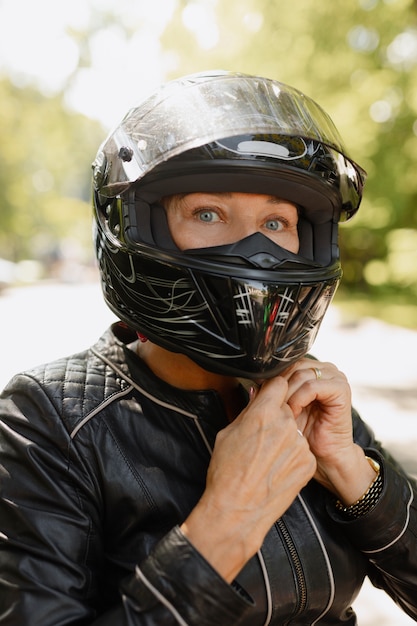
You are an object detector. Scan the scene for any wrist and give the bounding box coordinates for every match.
[335,455,383,518]
[317,444,378,504]
[181,499,262,583]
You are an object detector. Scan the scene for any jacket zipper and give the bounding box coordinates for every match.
[192,402,333,624]
[276,517,308,617]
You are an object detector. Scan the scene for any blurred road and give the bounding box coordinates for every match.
[1,281,416,625]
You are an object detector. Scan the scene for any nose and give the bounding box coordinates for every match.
[229,215,258,242]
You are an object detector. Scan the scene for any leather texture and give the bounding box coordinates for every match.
[0,322,416,625]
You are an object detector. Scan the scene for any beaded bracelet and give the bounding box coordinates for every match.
[335,456,383,519]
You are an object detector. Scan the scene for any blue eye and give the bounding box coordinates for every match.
[265,219,282,231]
[197,210,219,222]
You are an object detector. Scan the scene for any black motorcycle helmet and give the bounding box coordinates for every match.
[92,70,366,379]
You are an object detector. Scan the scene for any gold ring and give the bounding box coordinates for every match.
[312,367,322,380]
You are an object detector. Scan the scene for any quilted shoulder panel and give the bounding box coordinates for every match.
[19,327,132,437]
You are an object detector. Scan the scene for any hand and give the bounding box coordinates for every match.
[281,359,377,505]
[181,376,316,582]
[282,359,353,462]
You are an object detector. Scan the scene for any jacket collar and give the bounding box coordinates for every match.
[93,323,243,432]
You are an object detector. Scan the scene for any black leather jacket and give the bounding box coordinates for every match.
[0,323,416,625]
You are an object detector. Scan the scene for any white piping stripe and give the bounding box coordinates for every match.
[298,494,335,625]
[362,481,414,555]
[91,348,215,454]
[91,348,199,420]
[193,420,214,455]
[70,385,134,439]
[135,565,189,626]
[257,550,273,626]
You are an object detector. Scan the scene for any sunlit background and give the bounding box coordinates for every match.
[0,0,176,126]
[0,1,416,623]
[1,0,417,326]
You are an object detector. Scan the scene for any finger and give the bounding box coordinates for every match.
[282,364,325,401]
[249,375,289,407]
[284,361,345,396]
[235,376,292,431]
[310,366,322,381]
[289,374,350,420]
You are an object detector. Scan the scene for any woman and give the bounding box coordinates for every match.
[0,70,416,625]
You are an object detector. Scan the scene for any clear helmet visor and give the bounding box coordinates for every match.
[93,71,365,209]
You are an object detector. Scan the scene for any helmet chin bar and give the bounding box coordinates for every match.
[98,239,341,379]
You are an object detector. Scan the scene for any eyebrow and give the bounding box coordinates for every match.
[265,195,292,204]
[177,192,291,203]
[165,192,299,214]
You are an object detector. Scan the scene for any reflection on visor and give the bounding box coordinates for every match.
[221,137,308,160]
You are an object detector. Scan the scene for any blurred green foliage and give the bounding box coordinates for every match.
[0,0,416,323]
[0,79,103,265]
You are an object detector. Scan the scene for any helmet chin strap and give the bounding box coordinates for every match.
[184,232,321,270]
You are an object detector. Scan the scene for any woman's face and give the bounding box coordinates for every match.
[162,192,300,253]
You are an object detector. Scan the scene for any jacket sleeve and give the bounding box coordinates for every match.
[327,409,417,621]
[0,375,252,626]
